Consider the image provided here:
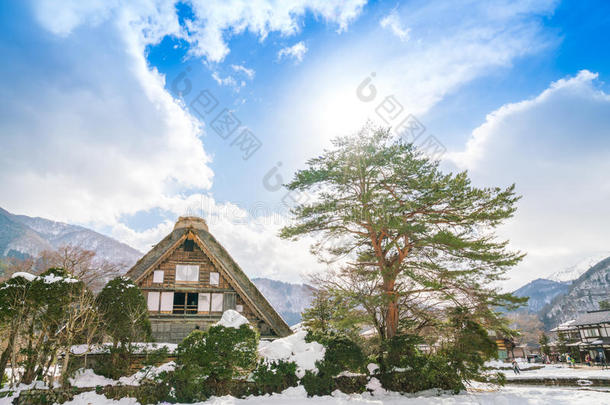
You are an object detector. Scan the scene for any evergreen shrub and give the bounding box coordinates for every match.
[302,331,366,396]
[251,359,298,395]
[166,323,259,402]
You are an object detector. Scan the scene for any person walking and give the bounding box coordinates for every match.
[512,359,521,375]
[585,353,591,367]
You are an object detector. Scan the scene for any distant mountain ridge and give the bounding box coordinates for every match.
[512,278,570,314]
[540,256,610,329]
[512,254,610,330]
[0,207,141,267]
[252,277,315,326]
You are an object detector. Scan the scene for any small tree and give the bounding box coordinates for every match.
[21,268,89,384]
[442,307,499,383]
[97,277,151,347]
[170,321,259,401]
[599,300,610,310]
[539,333,551,357]
[95,277,151,378]
[0,274,32,383]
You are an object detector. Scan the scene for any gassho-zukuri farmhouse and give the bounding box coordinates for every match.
[125,216,292,343]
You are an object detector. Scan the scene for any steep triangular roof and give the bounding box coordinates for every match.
[125,217,292,337]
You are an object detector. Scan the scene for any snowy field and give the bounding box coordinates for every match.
[490,362,610,380]
[2,385,607,405]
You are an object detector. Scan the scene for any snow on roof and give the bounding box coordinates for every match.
[550,319,577,332]
[215,310,250,329]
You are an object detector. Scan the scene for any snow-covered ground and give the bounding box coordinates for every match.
[3,385,606,405]
[500,364,610,380]
[486,359,610,380]
[485,359,540,370]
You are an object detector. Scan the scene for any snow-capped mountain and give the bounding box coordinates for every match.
[512,253,610,329]
[0,207,141,267]
[540,256,610,329]
[547,252,610,282]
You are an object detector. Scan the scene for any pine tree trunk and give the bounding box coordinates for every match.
[21,320,37,384]
[61,349,71,384]
[384,278,398,339]
[0,327,16,384]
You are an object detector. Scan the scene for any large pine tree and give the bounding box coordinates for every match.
[280,126,525,339]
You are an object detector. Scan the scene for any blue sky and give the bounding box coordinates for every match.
[1,0,610,288]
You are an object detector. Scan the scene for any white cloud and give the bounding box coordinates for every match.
[0,0,366,282]
[270,0,559,153]
[380,10,410,42]
[277,41,308,64]
[231,64,255,79]
[447,70,610,289]
[32,0,365,63]
[212,71,239,88]
[179,0,365,62]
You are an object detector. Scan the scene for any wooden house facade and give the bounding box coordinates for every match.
[125,216,292,343]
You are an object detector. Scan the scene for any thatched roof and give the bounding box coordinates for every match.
[125,217,292,337]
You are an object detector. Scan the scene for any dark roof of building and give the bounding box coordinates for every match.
[125,219,292,337]
[573,310,610,326]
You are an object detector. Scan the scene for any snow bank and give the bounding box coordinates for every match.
[118,362,176,386]
[61,391,139,404]
[0,380,49,395]
[69,369,116,388]
[68,362,176,388]
[216,310,250,329]
[258,331,325,378]
[189,385,610,405]
[365,377,387,396]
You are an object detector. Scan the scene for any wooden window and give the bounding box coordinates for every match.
[153,270,164,283]
[223,293,236,311]
[211,293,223,312]
[210,271,220,286]
[147,291,160,311]
[176,265,199,282]
[160,292,174,312]
[184,239,194,252]
[173,292,198,314]
[161,291,174,313]
[198,293,211,313]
